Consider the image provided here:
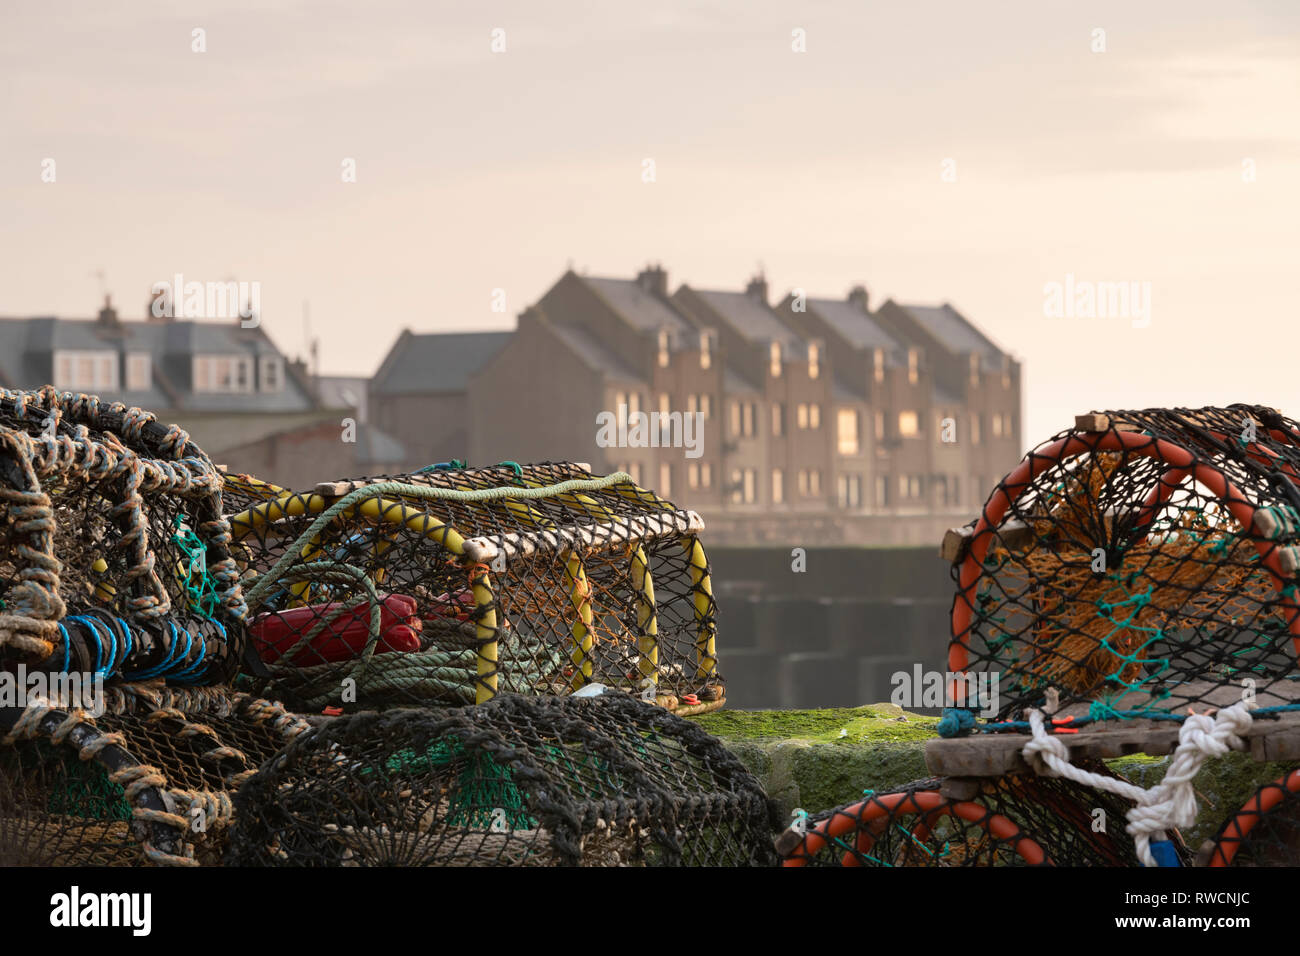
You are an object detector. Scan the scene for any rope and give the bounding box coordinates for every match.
[1022,701,1255,866]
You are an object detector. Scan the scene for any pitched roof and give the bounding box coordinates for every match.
[371,330,512,395]
[582,277,694,339]
[896,304,1006,369]
[355,423,406,464]
[691,290,804,350]
[805,298,902,353]
[549,324,643,382]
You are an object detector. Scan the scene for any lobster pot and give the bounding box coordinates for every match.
[949,405,1300,724]
[0,388,247,687]
[225,463,722,713]
[0,686,311,866]
[1204,767,1300,866]
[227,693,778,867]
[780,771,1154,867]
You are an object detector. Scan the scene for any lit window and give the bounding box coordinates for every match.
[126,353,151,392]
[810,470,822,495]
[772,469,784,504]
[699,394,711,418]
[874,411,885,441]
[730,401,742,437]
[659,393,670,416]
[809,404,821,429]
[659,463,672,496]
[615,391,628,414]
[742,402,755,437]
[730,469,743,504]
[743,468,756,503]
[688,463,700,489]
[687,395,698,415]
[971,414,981,444]
[837,409,860,455]
[797,404,809,429]
[898,411,919,438]
[772,403,785,436]
[808,342,820,380]
[700,332,711,369]
[992,414,1004,438]
[908,349,919,385]
[658,330,670,368]
[798,470,809,496]
[628,392,641,416]
[873,349,885,383]
[769,342,782,378]
[701,463,712,488]
[838,475,861,508]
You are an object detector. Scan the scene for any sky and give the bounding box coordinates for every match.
[2,0,1298,444]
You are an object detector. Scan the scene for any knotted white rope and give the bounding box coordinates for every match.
[1023,701,1255,866]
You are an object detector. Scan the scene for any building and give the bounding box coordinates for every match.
[0,296,403,488]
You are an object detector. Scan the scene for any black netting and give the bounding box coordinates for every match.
[0,690,311,866]
[225,464,722,713]
[1205,767,1300,866]
[952,405,1300,725]
[227,693,779,867]
[0,387,247,688]
[780,768,1171,867]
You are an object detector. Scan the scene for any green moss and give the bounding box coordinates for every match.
[690,703,939,745]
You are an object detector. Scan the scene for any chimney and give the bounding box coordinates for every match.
[636,263,668,297]
[847,284,869,311]
[745,273,768,304]
[97,294,120,329]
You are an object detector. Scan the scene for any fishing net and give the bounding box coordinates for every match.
[0,684,311,866]
[224,462,723,714]
[948,405,1300,727]
[226,692,778,867]
[780,768,1169,867]
[0,387,247,689]
[1203,766,1300,866]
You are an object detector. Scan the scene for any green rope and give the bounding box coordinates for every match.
[173,516,220,618]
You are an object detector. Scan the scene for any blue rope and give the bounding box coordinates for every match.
[416,459,467,473]
[944,702,1300,737]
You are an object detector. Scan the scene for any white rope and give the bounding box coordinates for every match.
[1022,701,1255,866]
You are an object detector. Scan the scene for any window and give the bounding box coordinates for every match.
[873,348,885,383]
[796,404,809,429]
[837,408,860,455]
[874,410,885,441]
[615,391,628,414]
[875,475,889,507]
[970,353,980,387]
[126,353,151,392]
[1002,362,1011,389]
[629,462,642,484]
[730,469,743,504]
[771,468,784,504]
[992,413,1004,438]
[687,395,698,415]
[808,342,820,380]
[700,332,712,369]
[701,463,712,488]
[742,402,755,437]
[798,470,809,496]
[899,475,923,500]
[772,403,785,436]
[971,413,981,444]
[659,393,670,417]
[688,463,700,489]
[658,330,670,368]
[898,411,919,438]
[730,401,742,437]
[53,350,118,391]
[259,355,283,393]
[699,394,711,419]
[743,468,756,503]
[628,392,641,416]
[808,403,821,429]
[837,474,862,508]
[809,469,822,496]
[193,355,253,393]
[908,348,919,385]
[769,342,782,378]
[659,463,672,497]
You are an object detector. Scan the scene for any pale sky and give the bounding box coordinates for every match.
[3,0,1297,444]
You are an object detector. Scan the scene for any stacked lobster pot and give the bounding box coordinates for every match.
[0,387,306,866]
[778,405,1300,867]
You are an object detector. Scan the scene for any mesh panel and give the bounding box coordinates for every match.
[227,693,779,867]
[781,769,1164,867]
[953,406,1300,725]
[226,464,722,712]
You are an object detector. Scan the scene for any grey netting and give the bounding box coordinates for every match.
[227,693,778,866]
